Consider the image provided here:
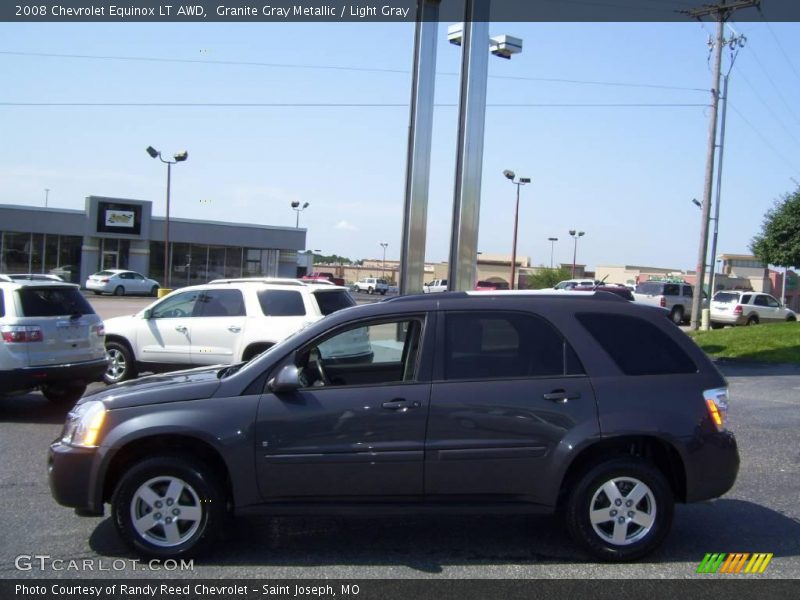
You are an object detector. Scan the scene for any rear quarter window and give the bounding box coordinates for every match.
[312,290,356,316]
[0,289,5,317]
[713,292,740,303]
[577,313,697,376]
[17,287,95,317]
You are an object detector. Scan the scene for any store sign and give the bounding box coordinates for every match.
[104,210,135,228]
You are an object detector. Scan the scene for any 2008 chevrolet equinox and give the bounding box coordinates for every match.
[49,291,739,561]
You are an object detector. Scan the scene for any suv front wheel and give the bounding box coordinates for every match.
[41,382,87,405]
[112,456,225,558]
[105,340,137,384]
[565,457,674,561]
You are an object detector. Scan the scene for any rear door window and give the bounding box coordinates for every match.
[753,295,768,307]
[257,289,306,316]
[195,289,246,317]
[313,290,356,316]
[663,284,680,296]
[577,313,697,375]
[17,287,95,317]
[442,311,584,381]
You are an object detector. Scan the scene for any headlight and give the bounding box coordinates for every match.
[61,401,107,448]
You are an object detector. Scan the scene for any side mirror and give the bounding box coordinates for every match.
[268,365,302,393]
[143,309,152,319]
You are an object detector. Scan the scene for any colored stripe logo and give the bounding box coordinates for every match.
[697,553,773,574]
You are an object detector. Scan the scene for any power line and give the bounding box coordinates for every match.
[0,50,708,93]
[728,102,800,175]
[0,101,708,108]
[756,8,800,89]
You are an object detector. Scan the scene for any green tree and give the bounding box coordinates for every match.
[750,189,800,268]
[523,266,573,290]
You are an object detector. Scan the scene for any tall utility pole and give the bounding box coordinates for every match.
[685,0,759,330]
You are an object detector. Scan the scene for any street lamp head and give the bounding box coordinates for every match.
[173,151,189,162]
[692,198,702,208]
[548,237,558,242]
[302,202,309,209]
[291,201,300,208]
[578,231,585,237]
[519,177,531,184]
[146,146,159,159]
[569,229,576,236]
[503,169,515,181]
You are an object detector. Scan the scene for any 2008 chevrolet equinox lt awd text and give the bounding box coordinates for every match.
[49,291,739,561]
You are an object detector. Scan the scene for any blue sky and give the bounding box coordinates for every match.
[2,19,799,271]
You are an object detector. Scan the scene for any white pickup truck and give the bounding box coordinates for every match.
[423,278,448,293]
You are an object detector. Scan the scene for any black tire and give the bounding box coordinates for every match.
[710,322,724,330]
[669,306,684,325]
[380,290,387,295]
[41,382,87,405]
[104,340,137,384]
[112,456,226,559]
[93,291,102,295]
[786,315,796,322]
[150,285,159,297]
[368,287,374,295]
[746,315,759,326]
[113,285,125,297]
[565,457,674,562]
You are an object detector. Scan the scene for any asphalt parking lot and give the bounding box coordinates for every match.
[0,295,798,579]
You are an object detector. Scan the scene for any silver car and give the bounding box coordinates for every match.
[85,269,160,297]
[710,290,796,327]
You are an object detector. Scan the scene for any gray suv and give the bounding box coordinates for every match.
[49,291,738,561]
[1,280,107,404]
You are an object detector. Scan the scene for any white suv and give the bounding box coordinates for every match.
[0,280,107,404]
[102,278,359,383]
[710,290,796,327]
[354,277,388,295]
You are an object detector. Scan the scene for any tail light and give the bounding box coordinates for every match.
[733,305,743,315]
[92,324,105,337]
[1,325,44,343]
[704,387,729,431]
[659,297,666,308]
[99,278,110,283]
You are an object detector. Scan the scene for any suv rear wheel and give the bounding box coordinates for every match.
[565,457,674,561]
[105,340,137,384]
[746,315,759,325]
[41,382,87,405]
[669,306,684,325]
[112,456,225,558]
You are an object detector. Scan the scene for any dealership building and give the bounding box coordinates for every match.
[0,196,306,287]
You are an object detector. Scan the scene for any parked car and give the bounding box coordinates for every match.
[423,278,448,293]
[569,285,635,301]
[50,290,738,561]
[1,273,64,282]
[474,280,510,291]
[710,290,796,327]
[353,277,389,295]
[553,278,599,290]
[86,270,160,297]
[1,279,107,404]
[633,281,707,325]
[101,278,359,384]
[301,272,346,286]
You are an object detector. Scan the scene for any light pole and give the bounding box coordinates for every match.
[503,170,530,290]
[44,188,50,208]
[147,145,188,289]
[569,230,585,278]
[380,242,388,278]
[548,237,558,270]
[291,201,309,228]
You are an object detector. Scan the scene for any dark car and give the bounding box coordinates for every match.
[49,291,738,561]
[569,284,635,301]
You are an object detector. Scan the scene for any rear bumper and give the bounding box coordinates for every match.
[710,313,744,325]
[686,431,740,502]
[0,357,108,392]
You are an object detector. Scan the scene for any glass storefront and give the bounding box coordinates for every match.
[149,242,279,286]
[0,232,83,283]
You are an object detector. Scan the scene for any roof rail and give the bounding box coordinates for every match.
[208,277,307,286]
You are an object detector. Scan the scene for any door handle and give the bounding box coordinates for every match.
[381,399,421,411]
[228,325,242,333]
[543,390,581,403]
[175,325,188,333]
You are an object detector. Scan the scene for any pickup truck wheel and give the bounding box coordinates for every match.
[41,382,87,405]
[669,307,684,325]
[565,457,673,562]
[104,341,137,384]
[746,315,759,326]
[112,456,225,559]
[380,290,387,295]
[368,287,374,294]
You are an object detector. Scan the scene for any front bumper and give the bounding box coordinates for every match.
[48,440,104,515]
[0,357,108,393]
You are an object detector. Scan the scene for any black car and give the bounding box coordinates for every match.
[49,291,738,561]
